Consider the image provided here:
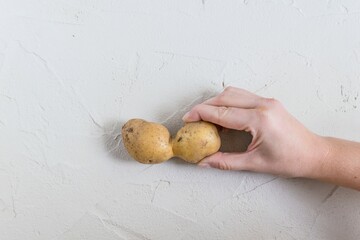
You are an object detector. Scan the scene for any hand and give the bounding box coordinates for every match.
[182,87,329,178]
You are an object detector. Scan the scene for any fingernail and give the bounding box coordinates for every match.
[198,162,211,168]
[182,112,190,121]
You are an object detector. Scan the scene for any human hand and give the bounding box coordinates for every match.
[182,87,329,178]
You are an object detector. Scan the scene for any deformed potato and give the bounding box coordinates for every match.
[122,119,221,164]
[172,121,221,163]
[121,119,173,164]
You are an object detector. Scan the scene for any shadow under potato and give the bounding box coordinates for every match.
[102,120,133,162]
[219,129,252,153]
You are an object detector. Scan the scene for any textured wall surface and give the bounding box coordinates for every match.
[1,1,360,239]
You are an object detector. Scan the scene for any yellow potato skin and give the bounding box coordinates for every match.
[121,119,173,164]
[172,121,221,163]
[122,119,221,164]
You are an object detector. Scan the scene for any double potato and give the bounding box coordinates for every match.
[122,119,221,164]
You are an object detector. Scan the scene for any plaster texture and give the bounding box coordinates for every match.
[1,0,360,239]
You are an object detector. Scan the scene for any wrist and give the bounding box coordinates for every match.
[305,135,333,180]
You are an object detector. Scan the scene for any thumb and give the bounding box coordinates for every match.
[198,151,258,171]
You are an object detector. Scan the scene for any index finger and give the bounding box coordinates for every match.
[182,103,258,132]
[204,86,263,109]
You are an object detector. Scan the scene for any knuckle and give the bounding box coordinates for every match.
[217,159,232,170]
[257,98,282,123]
[263,97,281,108]
[217,106,230,122]
[219,86,235,98]
[193,104,203,112]
[256,107,271,125]
[216,92,227,103]
[224,86,235,93]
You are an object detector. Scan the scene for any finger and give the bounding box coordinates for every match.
[198,151,259,171]
[182,104,258,131]
[204,86,263,109]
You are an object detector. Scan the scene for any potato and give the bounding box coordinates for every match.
[172,121,221,163]
[122,119,221,164]
[121,119,173,164]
